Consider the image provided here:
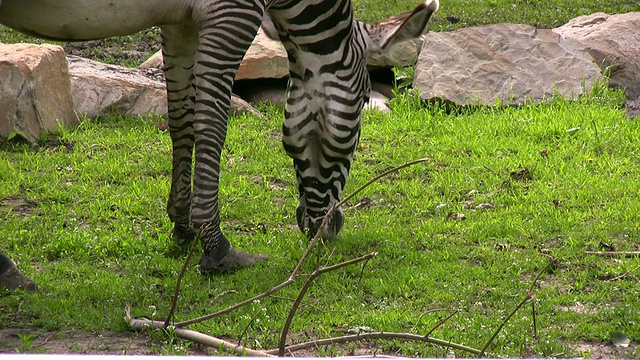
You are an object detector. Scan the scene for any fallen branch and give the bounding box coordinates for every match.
[479,257,557,357]
[425,310,458,338]
[128,157,436,356]
[126,306,272,357]
[278,252,379,356]
[174,158,430,328]
[410,309,451,334]
[173,278,295,327]
[267,332,481,356]
[584,251,640,257]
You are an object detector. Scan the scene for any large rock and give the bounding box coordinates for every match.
[553,12,640,99]
[140,28,288,80]
[414,24,603,106]
[69,56,260,119]
[0,43,77,143]
[68,56,167,119]
[236,27,289,80]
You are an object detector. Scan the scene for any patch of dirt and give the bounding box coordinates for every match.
[3,326,635,358]
[0,195,39,217]
[0,327,212,355]
[572,340,638,359]
[62,31,160,66]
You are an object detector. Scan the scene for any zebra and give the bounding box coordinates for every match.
[0,0,439,274]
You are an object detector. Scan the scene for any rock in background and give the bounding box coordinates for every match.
[413,24,602,105]
[3,11,640,144]
[69,56,261,120]
[554,12,640,100]
[413,12,640,108]
[68,56,167,119]
[0,43,77,143]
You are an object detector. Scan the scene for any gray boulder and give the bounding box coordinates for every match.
[553,12,640,99]
[68,56,260,119]
[414,24,603,106]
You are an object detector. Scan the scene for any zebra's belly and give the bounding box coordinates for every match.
[0,0,192,40]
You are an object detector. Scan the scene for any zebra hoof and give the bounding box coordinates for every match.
[0,254,37,292]
[296,206,344,240]
[198,248,268,274]
[172,224,197,245]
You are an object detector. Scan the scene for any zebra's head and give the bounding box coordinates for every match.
[269,0,439,240]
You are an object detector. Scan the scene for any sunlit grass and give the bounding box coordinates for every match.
[1,0,639,356]
[2,84,639,356]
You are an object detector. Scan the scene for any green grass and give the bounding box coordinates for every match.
[2,0,640,357]
[354,0,640,29]
[2,83,639,356]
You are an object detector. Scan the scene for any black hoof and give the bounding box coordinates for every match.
[172,225,197,244]
[296,206,344,240]
[198,248,268,274]
[0,262,36,292]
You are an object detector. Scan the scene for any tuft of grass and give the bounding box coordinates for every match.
[2,85,639,357]
[1,0,639,357]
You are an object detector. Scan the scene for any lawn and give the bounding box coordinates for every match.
[1,0,640,357]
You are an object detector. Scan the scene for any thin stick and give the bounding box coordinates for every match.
[278,252,378,356]
[479,292,532,357]
[291,158,429,279]
[531,298,538,339]
[34,331,58,348]
[175,158,429,328]
[584,251,640,257]
[356,255,372,286]
[238,300,267,347]
[528,258,557,293]
[425,310,458,338]
[267,332,481,355]
[410,309,451,333]
[337,158,429,210]
[480,258,557,357]
[174,278,294,327]
[164,227,204,327]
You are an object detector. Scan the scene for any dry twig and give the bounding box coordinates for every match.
[164,226,203,327]
[267,332,481,355]
[277,252,379,356]
[479,257,557,357]
[584,251,640,257]
[128,158,439,356]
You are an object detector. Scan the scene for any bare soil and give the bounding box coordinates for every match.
[0,327,212,355]
[1,326,637,357]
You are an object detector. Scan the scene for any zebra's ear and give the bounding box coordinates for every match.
[364,0,439,52]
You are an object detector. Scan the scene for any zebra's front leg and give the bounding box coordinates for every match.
[189,2,268,273]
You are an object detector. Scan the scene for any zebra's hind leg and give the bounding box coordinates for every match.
[0,251,36,292]
[162,24,198,245]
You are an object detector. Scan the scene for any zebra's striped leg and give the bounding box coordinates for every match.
[189,1,268,273]
[161,24,198,244]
